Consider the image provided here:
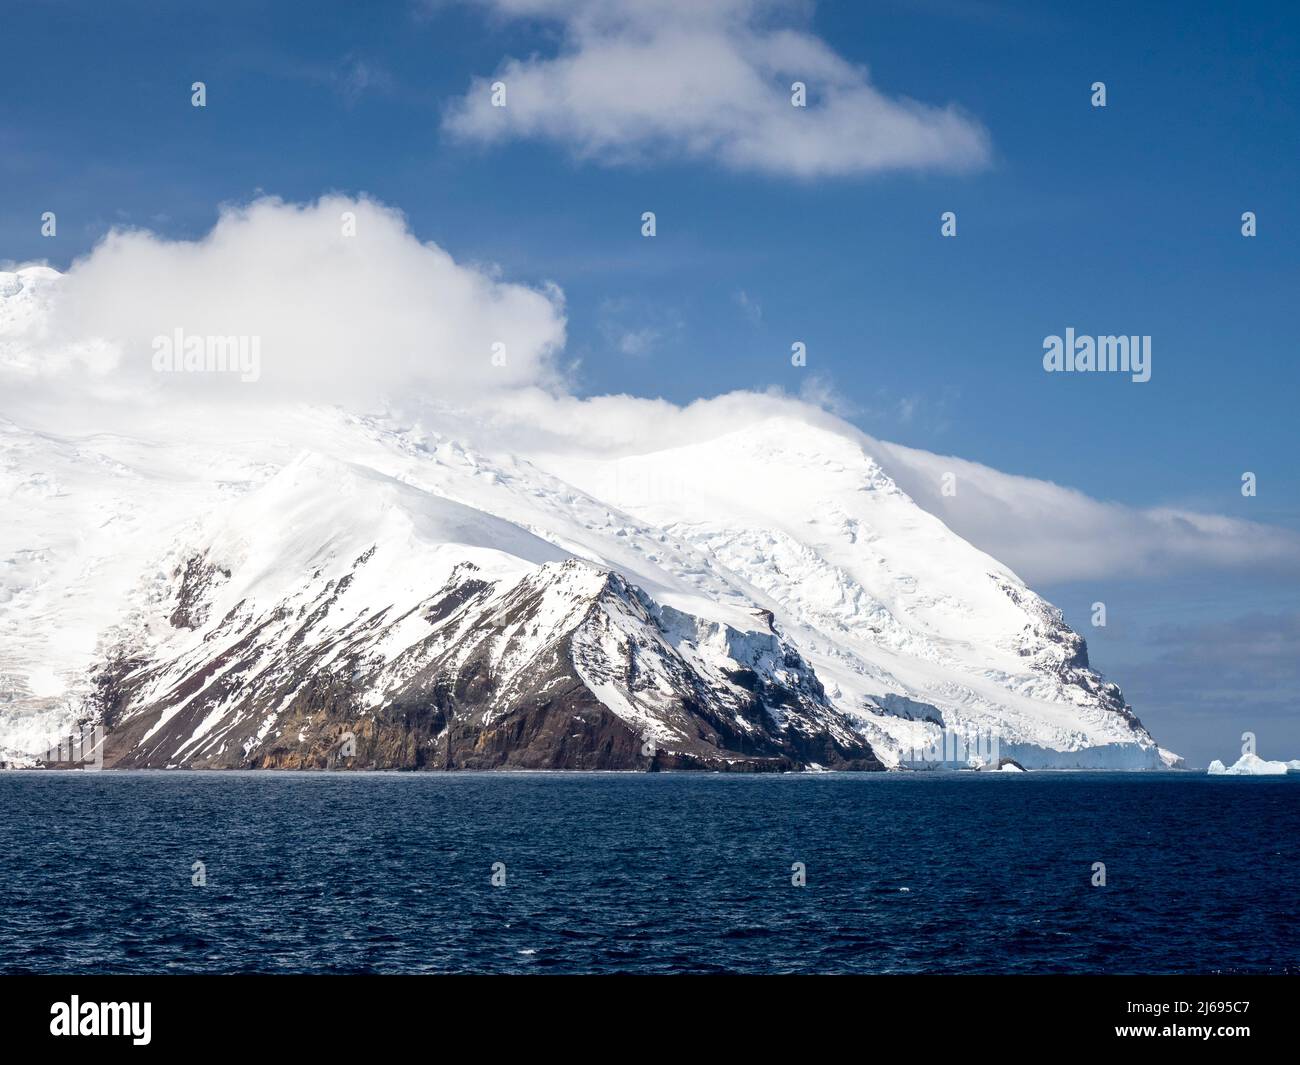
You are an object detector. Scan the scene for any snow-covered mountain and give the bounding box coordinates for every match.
[83,453,875,770]
[1,267,1179,771]
[537,418,1178,769]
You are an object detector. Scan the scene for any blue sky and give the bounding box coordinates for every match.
[2,0,1297,764]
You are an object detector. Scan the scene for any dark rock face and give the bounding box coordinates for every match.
[93,555,882,773]
[166,555,231,630]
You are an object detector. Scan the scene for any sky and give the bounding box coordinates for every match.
[1,0,1297,765]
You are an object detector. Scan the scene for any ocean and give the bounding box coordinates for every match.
[1,771,1296,974]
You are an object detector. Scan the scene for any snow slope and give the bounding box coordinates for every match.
[537,417,1178,768]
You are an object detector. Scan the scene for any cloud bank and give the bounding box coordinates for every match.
[4,195,1295,587]
[872,441,1300,584]
[463,388,1300,585]
[0,196,567,411]
[442,0,991,178]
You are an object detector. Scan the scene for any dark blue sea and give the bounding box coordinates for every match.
[1,771,1296,974]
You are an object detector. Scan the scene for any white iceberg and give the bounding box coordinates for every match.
[1207,753,1290,776]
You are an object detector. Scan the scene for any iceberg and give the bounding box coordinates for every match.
[1206,753,1290,776]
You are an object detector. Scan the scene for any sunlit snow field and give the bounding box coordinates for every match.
[1,771,1296,974]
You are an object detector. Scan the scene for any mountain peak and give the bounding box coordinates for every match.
[1,407,1175,770]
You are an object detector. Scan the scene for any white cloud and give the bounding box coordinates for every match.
[595,295,680,357]
[0,195,567,415]
[872,441,1300,584]
[470,388,1300,585]
[442,0,991,178]
[4,195,1293,588]
[616,327,659,356]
